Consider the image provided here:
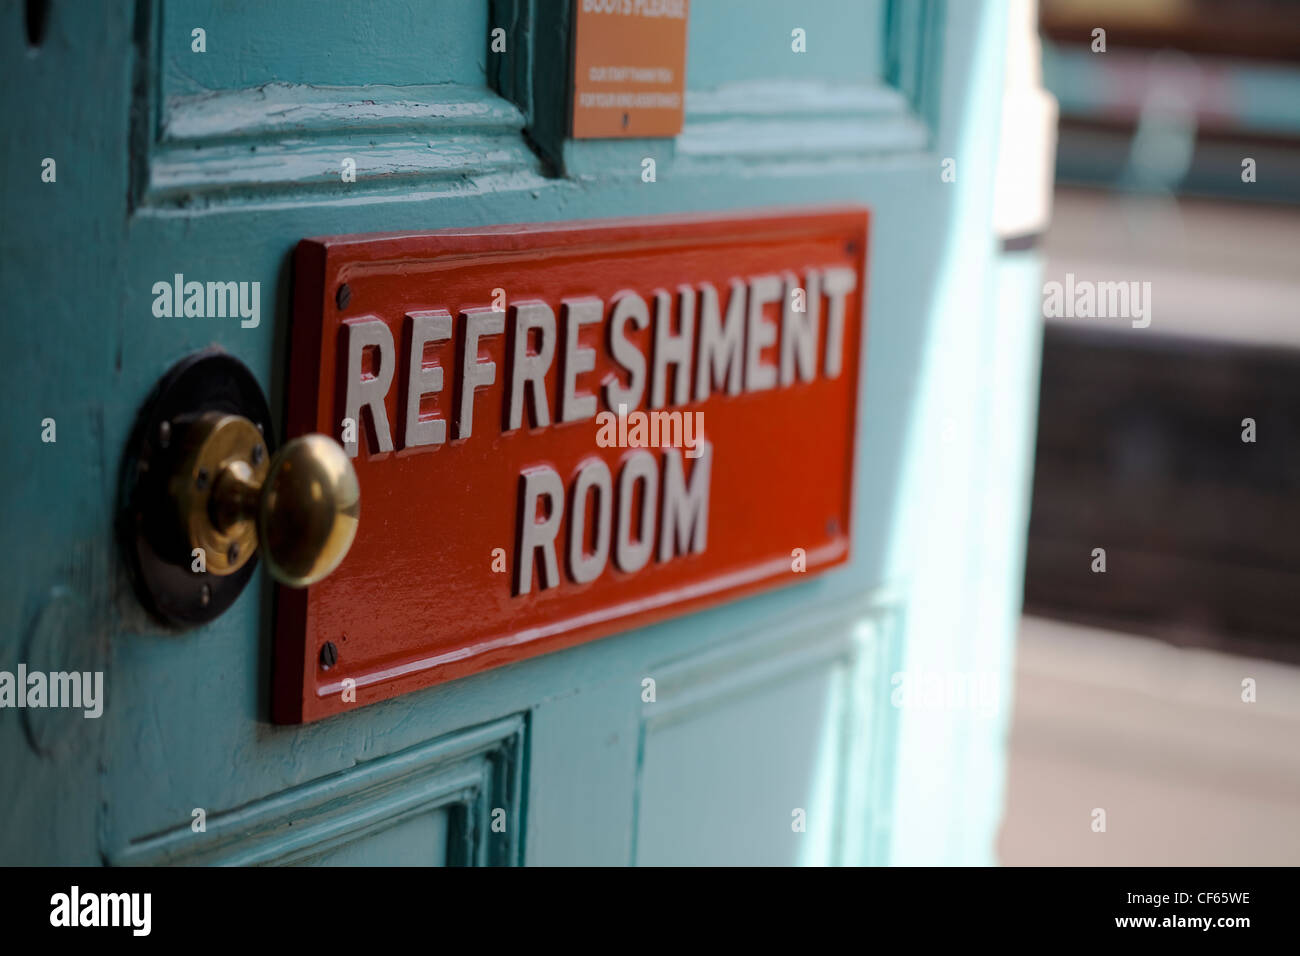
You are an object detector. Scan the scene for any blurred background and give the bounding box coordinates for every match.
[999,0,1300,864]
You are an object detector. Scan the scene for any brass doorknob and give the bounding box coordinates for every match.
[173,412,360,588]
[122,350,361,627]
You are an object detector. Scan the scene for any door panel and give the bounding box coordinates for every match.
[161,1,490,92]
[634,601,894,866]
[114,715,525,866]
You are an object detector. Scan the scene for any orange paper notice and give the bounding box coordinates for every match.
[571,0,689,139]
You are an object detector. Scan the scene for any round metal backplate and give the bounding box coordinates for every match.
[118,349,275,627]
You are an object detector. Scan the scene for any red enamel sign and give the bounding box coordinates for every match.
[276,208,868,722]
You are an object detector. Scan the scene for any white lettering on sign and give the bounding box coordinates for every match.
[589,66,674,84]
[581,0,687,18]
[507,301,556,430]
[577,92,682,110]
[342,318,396,455]
[403,310,453,448]
[457,307,505,439]
[560,297,603,422]
[337,266,857,595]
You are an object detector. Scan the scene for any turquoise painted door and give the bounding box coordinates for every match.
[1,1,1034,865]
